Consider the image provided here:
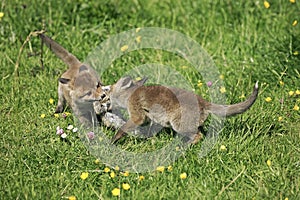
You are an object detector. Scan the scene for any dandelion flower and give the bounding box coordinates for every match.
[54,113,59,118]
[49,98,54,104]
[136,36,141,43]
[139,175,145,181]
[289,91,295,96]
[181,65,188,69]
[220,86,226,93]
[239,94,245,99]
[292,20,298,26]
[197,81,203,87]
[290,0,295,3]
[110,171,116,178]
[279,81,284,86]
[167,165,173,171]
[40,114,46,118]
[266,159,271,167]
[122,183,130,190]
[0,12,4,20]
[219,74,224,80]
[293,105,299,111]
[121,45,129,52]
[293,51,299,55]
[94,159,100,164]
[156,166,165,172]
[115,166,120,171]
[180,172,187,179]
[67,125,74,130]
[220,145,227,151]
[123,171,129,177]
[80,172,89,180]
[111,188,120,196]
[104,167,110,173]
[295,90,300,95]
[68,196,76,200]
[278,116,283,122]
[136,27,141,33]
[264,1,270,9]
[265,97,272,102]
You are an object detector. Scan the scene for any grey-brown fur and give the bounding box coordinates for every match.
[109,76,259,144]
[39,34,105,126]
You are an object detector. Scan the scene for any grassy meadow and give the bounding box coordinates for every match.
[0,0,299,199]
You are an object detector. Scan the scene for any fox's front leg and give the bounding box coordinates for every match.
[55,83,66,113]
[111,119,138,143]
[111,111,146,143]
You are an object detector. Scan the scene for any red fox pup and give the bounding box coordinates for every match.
[108,76,259,144]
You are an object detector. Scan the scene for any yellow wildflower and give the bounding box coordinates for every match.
[54,113,59,118]
[94,159,100,164]
[156,166,165,172]
[292,20,298,26]
[284,197,289,200]
[290,0,295,3]
[289,91,294,96]
[220,145,227,151]
[220,86,226,93]
[180,172,187,179]
[104,167,110,173]
[264,1,270,9]
[267,159,271,167]
[0,12,4,20]
[239,94,245,99]
[293,105,299,111]
[64,112,71,116]
[181,65,188,69]
[49,98,54,104]
[123,171,129,177]
[136,27,141,33]
[110,171,116,178]
[167,165,173,171]
[279,81,284,86]
[295,90,300,95]
[219,74,224,80]
[293,51,299,55]
[197,80,203,87]
[265,97,272,102]
[122,183,130,190]
[68,196,76,200]
[111,188,120,196]
[278,116,283,122]
[121,45,129,52]
[115,166,120,171]
[135,77,142,81]
[40,114,46,118]
[139,175,145,181]
[136,36,141,43]
[80,172,89,180]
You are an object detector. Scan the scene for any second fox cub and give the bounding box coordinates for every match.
[108,76,259,144]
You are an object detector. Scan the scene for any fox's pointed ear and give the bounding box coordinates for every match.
[79,65,88,72]
[137,77,148,85]
[120,76,134,89]
[59,78,70,84]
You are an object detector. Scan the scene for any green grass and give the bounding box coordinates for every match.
[1,0,300,199]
